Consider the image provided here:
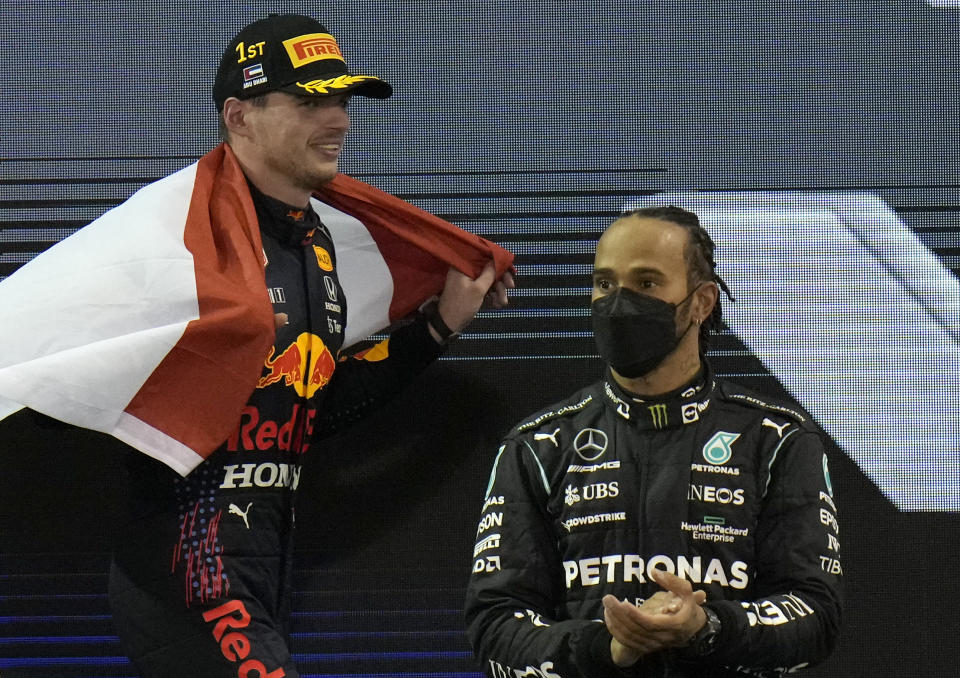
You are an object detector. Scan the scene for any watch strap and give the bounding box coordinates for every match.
[688,606,721,656]
[422,300,459,344]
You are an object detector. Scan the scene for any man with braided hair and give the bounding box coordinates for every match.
[465,206,842,677]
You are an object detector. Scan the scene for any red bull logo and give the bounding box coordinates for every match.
[258,333,336,398]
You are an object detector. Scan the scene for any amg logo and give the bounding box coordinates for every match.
[566,461,621,473]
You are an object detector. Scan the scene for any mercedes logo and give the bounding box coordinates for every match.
[573,428,608,461]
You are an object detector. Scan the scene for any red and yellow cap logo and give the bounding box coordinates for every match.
[313,245,334,271]
[283,33,345,68]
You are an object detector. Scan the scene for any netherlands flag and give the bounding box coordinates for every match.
[0,144,513,475]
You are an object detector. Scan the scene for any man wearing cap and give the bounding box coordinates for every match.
[105,14,512,678]
[465,206,842,677]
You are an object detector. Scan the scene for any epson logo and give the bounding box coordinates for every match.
[688,484,745,506]
[477,512,504,536]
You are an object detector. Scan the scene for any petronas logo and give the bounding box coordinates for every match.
[702,431,740,465]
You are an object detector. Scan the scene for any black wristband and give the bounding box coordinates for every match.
[685,606,722,657]
[421,300,459,344]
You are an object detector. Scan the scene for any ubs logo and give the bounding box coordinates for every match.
[574,428,608,461]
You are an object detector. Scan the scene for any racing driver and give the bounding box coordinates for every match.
[465,206,842,677]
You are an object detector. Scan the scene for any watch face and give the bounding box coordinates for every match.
[694,609,721,655]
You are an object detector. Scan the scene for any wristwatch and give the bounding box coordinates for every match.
[687,607,721,656]
[421,300,460,344]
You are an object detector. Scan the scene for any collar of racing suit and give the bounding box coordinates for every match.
[247,180,325,247]
[600,362,716,431]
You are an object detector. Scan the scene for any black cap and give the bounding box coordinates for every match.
[213,14,392,110]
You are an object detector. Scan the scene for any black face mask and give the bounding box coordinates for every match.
[591,286,697,379]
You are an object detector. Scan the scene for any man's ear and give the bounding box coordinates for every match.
[221,97,249,138]
[694,281,719,323]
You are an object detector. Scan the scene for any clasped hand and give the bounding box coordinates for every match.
[603,569,708,667]
[436,262,514,333]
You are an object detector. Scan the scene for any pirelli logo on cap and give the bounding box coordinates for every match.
[283,33,345,68]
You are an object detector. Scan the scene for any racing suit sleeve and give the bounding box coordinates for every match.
[311,315,446,440]
[683,428,843,673]
[465,438,623,678]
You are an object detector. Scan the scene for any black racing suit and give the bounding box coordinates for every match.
[109,185,445,678]
[465,369,842,678]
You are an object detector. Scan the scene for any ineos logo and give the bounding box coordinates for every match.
[573,428,608,461]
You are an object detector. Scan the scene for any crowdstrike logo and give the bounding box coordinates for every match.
[561,512,626,532]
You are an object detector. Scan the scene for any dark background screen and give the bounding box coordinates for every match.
[2,1,959,676]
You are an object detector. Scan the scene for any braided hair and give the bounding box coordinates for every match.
[616,205,734,350]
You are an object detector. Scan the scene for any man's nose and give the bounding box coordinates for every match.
[327,105,350,132]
